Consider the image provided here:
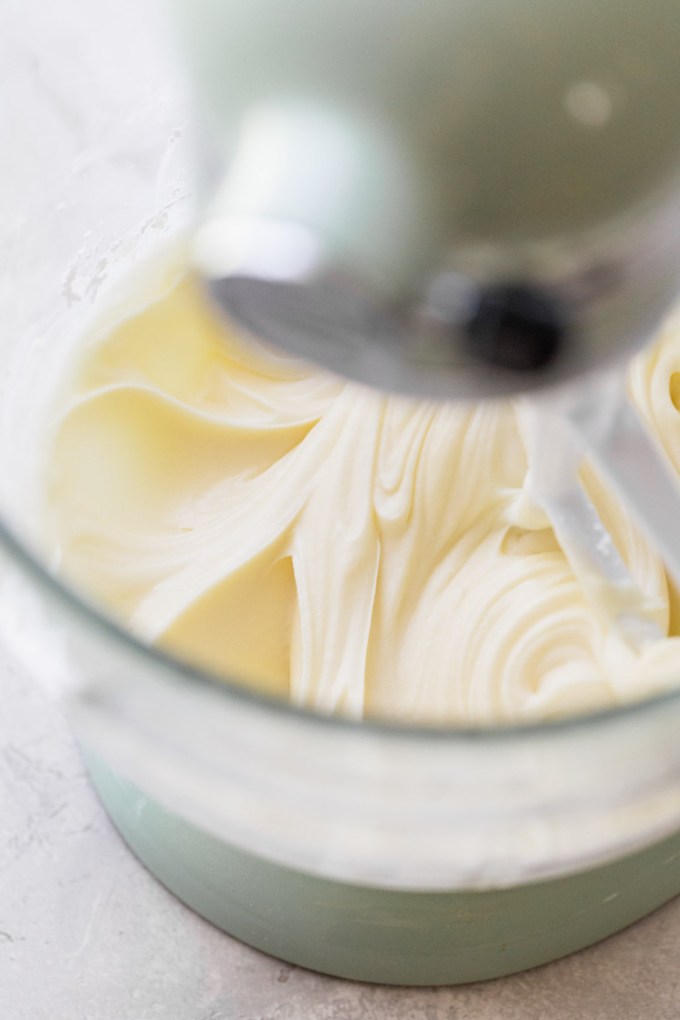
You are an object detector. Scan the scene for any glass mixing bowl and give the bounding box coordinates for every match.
[4,0,680,986]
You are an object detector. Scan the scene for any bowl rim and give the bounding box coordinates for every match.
[3,507,679,746]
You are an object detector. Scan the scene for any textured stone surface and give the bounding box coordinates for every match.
[3,657,680,1020]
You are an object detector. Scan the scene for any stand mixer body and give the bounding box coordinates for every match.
[175,0,680,401]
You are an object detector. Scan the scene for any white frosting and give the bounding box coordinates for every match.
[45,259,680,724]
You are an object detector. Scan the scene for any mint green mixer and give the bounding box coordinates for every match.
[73,0,680,986]
[10,0,680,989]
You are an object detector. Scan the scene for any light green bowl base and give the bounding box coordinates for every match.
[84,750,680,986]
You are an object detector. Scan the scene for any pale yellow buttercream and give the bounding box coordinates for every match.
[45,259,680,724]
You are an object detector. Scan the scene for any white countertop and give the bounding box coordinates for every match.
[3,650,680,1020]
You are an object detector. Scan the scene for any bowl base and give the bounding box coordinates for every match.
[83,748,680,986]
